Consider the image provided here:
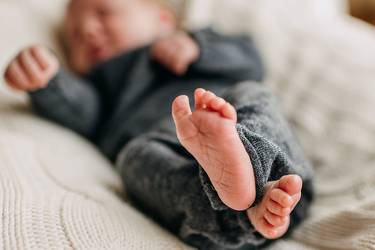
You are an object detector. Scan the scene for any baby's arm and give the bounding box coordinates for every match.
[151,31,200,75]
[4,45,58,91]
[151,29,264,82]
[4,45,101,139]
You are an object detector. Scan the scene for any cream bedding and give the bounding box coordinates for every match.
[1,0,375,249]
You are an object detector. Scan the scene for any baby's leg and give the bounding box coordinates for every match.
[172,88,305,238]
[117,81,313,249]
[173,83,310,239]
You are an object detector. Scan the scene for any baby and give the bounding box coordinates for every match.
[4,0,314,249]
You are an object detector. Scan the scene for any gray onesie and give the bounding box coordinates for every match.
[29,29,314,250]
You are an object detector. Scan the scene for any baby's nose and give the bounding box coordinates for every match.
[80,16,102,41]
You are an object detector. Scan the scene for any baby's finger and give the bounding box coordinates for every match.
[30,46,51,70]
[6,61,29,90]
[164,51,183,75]
[151,42,163,60]
[5,77,24,91]
[4,68,13,85]
[19,50,43,86]
[171,55,188,75]
[165,42,179,62]
[176,37,199,63]
[153,40,171,59]
[153,43,172,68]
[33,46,59,82]
[173,50,193,75]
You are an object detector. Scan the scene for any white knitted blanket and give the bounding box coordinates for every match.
[1,0,375,249]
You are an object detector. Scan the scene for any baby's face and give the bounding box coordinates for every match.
[65,0,176,74]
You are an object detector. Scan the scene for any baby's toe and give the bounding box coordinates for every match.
[208,96,226,111]
[221,102,237,121]
[278,175,303,196]
[270,188,294,208]
[194,88,206,109]
[200,91,216,108]
[172,95,192,121]
[266,199,291,216]
[259,218,279,239]
[264,211,288,227]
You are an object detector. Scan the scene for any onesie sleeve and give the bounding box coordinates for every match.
[28,68,102,139]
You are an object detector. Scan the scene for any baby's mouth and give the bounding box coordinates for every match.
[88,47,109,64]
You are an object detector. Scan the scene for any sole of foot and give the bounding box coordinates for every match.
[172,88,256,210]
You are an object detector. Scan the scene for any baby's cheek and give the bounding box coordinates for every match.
[112,22,156,51]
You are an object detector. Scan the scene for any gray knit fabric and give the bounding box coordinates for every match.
[116,81,314,250]
[28,29,314,249]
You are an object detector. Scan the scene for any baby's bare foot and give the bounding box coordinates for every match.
[247,175,302,239]
[172,88,256,210]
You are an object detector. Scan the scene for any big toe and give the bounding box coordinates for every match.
[172,95,198,141]
[172,95,192,122]
[278,175,302,196]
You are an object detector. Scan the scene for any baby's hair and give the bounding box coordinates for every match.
[56,0,189,66]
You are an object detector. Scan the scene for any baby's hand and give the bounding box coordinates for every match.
[151,31,199,75]
[4,45,59,91]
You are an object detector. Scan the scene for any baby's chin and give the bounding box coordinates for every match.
[70,62,94,76]
[71,45,146,75]
[71,55,111,75]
